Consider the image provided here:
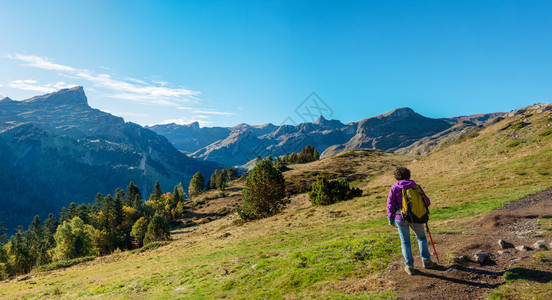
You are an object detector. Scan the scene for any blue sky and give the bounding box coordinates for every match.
[1,0,551,127]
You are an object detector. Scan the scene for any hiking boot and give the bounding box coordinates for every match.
[404,265,415,275]
[423,259,438,269]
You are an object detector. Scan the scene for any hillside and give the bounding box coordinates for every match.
[0,87,218,233]
[1,104,551,299]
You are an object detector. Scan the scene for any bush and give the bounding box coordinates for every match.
[506,139,525,147]
[238,160,288,220]
[35,256,95,272]
[308,176,362,205]
[539,128,552,137]
[143,214,171,245]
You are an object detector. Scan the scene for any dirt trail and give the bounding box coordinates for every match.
[384,188,552,300]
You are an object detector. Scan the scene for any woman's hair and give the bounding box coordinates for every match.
[394,167,411,181]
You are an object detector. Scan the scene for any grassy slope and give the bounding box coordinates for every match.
[2,108,551,299]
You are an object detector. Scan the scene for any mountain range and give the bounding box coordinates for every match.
[149,108,505,167]
[0,87,218,232]
[0,86,508,232]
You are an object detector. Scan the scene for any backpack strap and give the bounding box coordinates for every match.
[417,185,429,211]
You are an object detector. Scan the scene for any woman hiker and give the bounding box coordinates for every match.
[387,166,437,275]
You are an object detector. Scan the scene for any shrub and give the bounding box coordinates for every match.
[506,139,525,147]
[308,176,362,205]
[35,256,95,272]
[539,128,552,137]
[509,121,530,130]
[238,160,288,220]
[143,214,171,245]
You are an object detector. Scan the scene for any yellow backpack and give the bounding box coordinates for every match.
[400,185,429,223]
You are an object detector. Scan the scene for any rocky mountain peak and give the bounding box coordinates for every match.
[0,96,14,103]
[188,121,200,130]
[24,86,88,107]
[315,115,327,125]
[383,107,416,118]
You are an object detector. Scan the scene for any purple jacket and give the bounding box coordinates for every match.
[387,179,430,220]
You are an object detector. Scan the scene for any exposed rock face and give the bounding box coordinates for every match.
[150,106,506,166]
[323,108,453,157]
[147,122,231,154]
[0,87,218,232]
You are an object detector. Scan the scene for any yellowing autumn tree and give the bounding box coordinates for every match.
[53,217,96,260]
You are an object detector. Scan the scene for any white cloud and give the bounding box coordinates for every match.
[177,106,193,110]
[75,71,200,106]
[6,54,75,72]
[192,109,234,116]
[125,77,149,85]
[8,79,75,93]
[152,80,168,86]
[5,52,201,107]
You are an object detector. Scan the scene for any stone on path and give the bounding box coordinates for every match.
[473,252,491,264]
[498,239,514,249]
[452,255,468,265]
[532,240,548,250]
[515,245,531,251]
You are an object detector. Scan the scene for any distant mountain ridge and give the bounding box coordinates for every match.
[150,107,505,166]
[0,87,218,232]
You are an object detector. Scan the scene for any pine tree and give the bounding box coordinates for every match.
[77,204,90,224]
[92,193,103,214]
[29,215,43,242]
[59,207,68,223]
[216,170,227,191]
[188,172,205,198]
[8,228,36,274]
[132,195,144,219]
[226,167,238,180]
[126,181,142,206]
[209,170,219,190]
[67,202,78,219]
[149,181,163,202]
[99,195,113,230]
[43,213,58,248]
[170,185,182,208]
[0,221,7,245]
[147,181,165,215]
[112,193,124,230]
[238,159,288,220]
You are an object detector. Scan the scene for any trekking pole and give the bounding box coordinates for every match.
[425,222,440,264]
